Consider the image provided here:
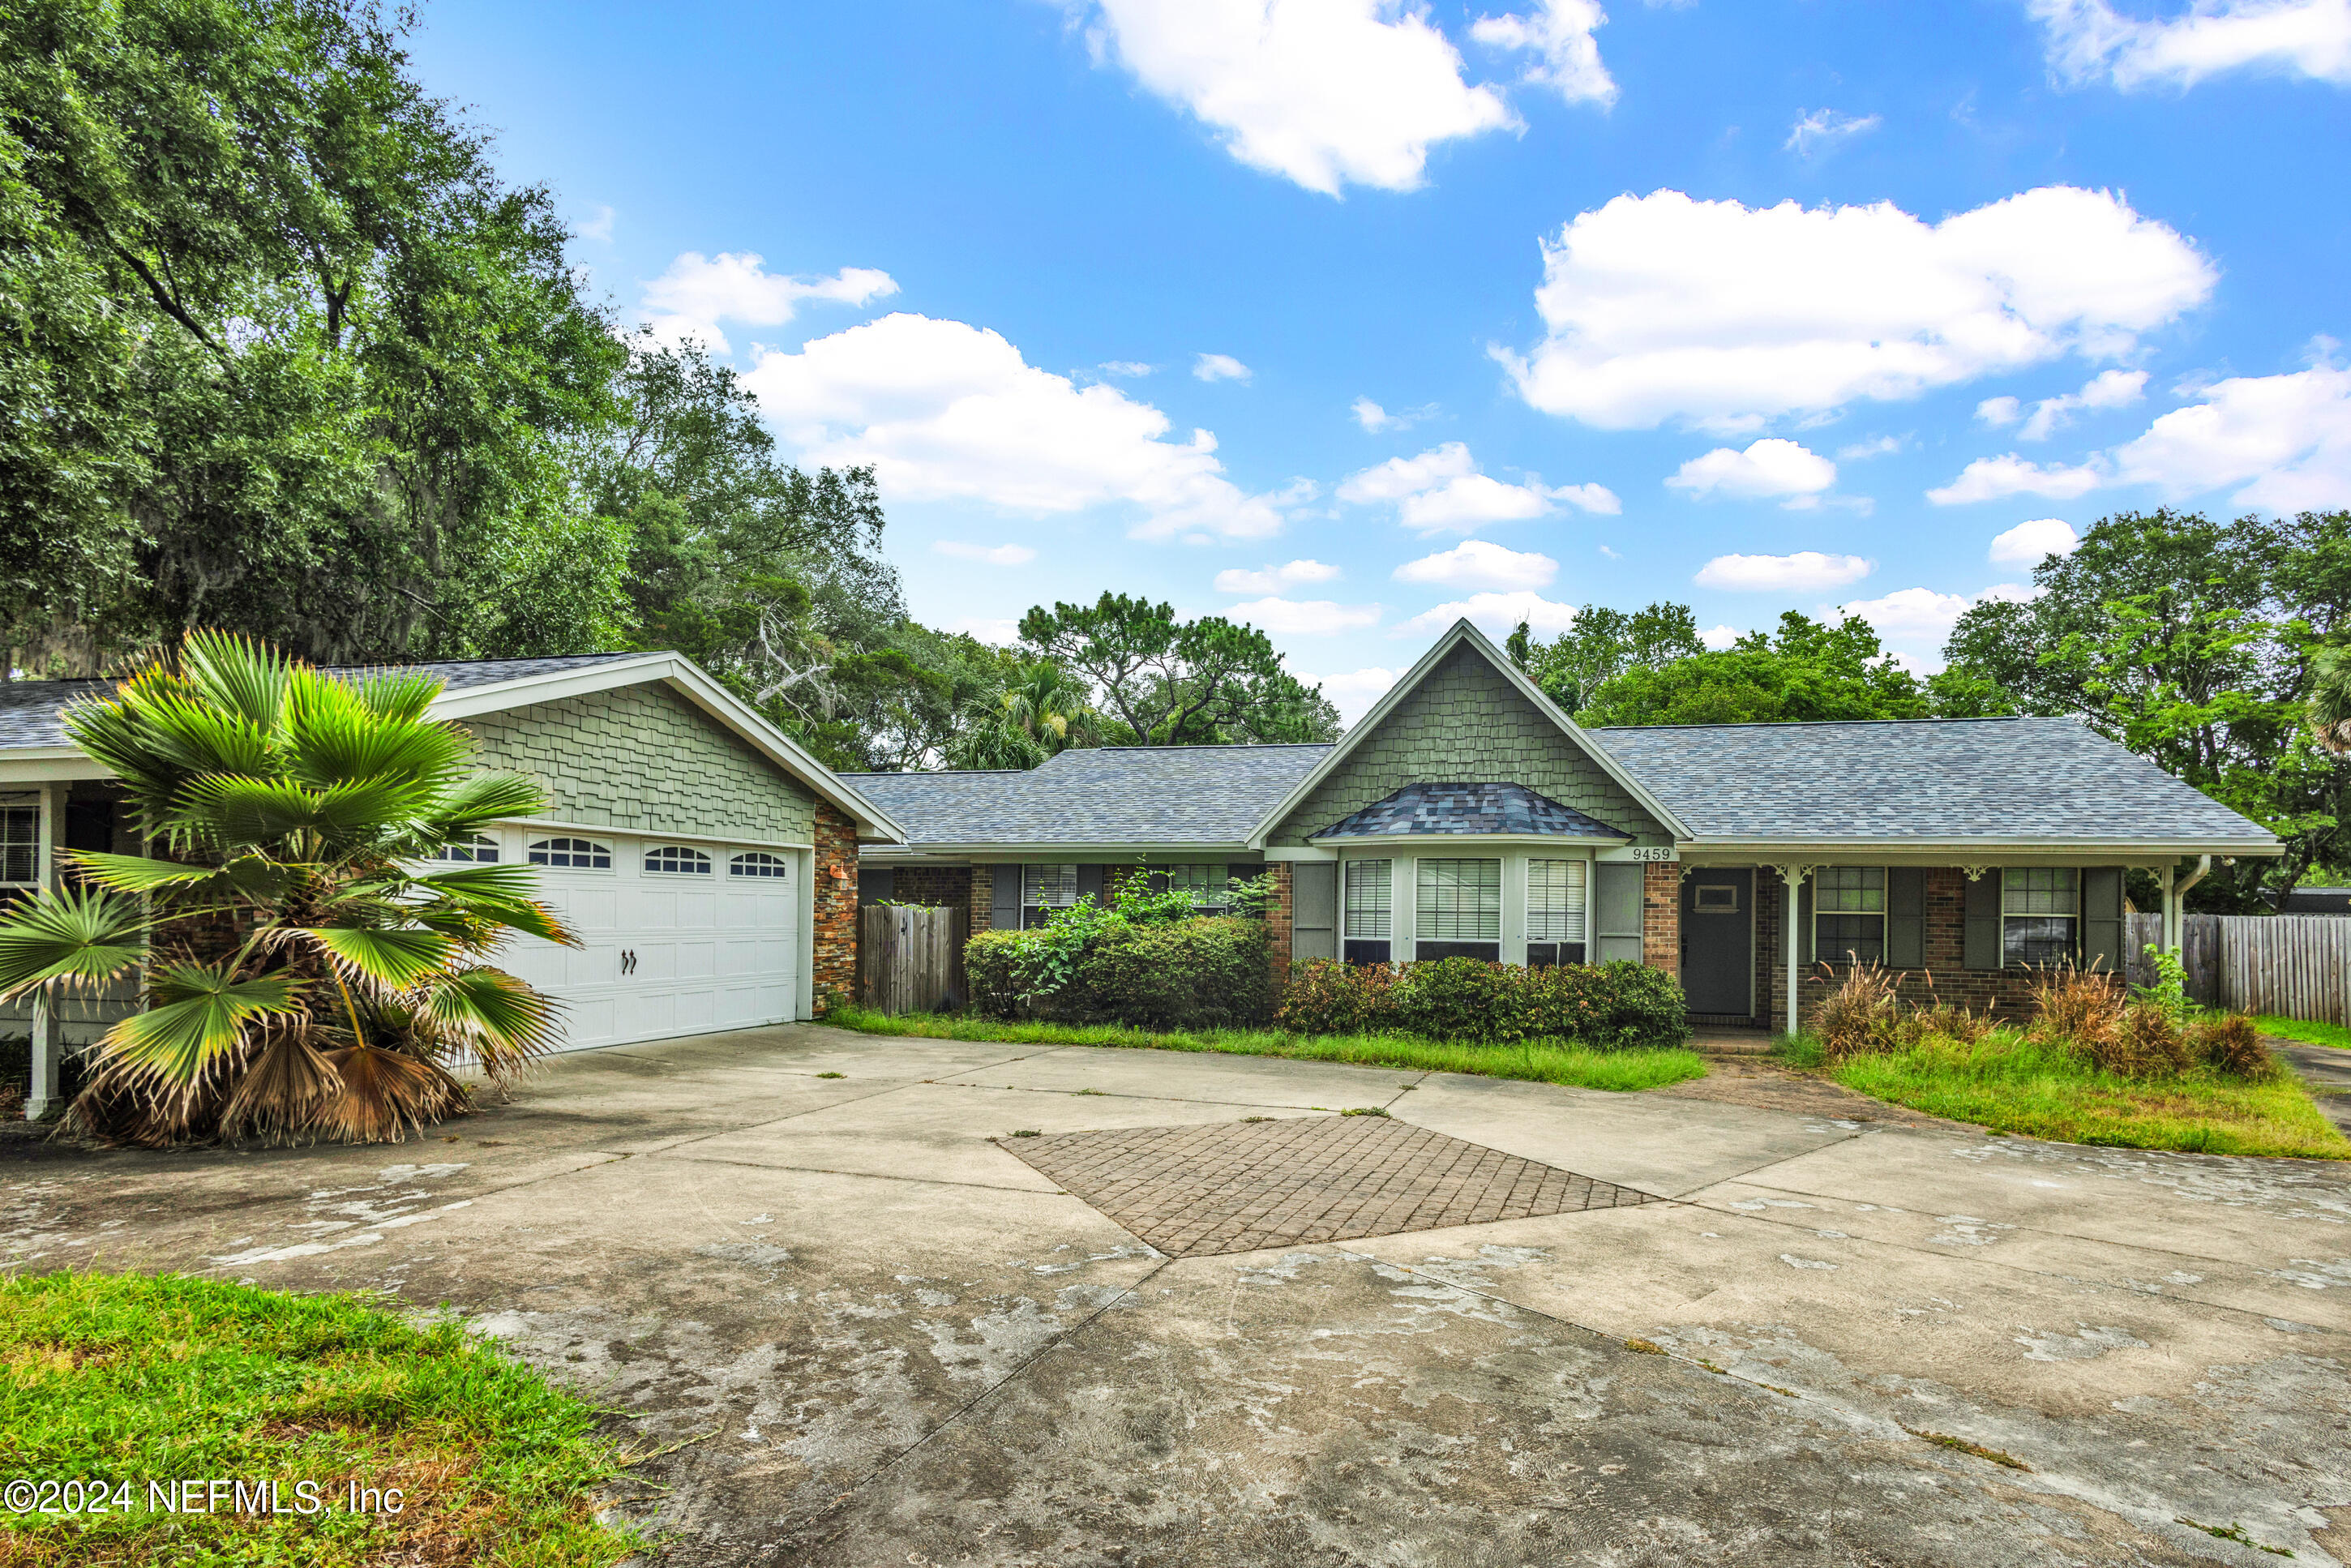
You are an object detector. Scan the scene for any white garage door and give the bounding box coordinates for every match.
[485,828,803,1052]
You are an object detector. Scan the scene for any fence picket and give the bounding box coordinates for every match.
[858,904,967,1015]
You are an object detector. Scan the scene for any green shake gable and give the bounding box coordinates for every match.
[1260,632,1675,849]
[463,682,820,843]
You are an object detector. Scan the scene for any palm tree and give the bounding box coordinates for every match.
[2311,644,2351,754]
[0,632,575,1146]
[998,661,1095,753]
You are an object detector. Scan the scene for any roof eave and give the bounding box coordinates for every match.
[1680,834,2285,859]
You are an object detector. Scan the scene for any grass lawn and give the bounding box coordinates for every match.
[2253,1014,2351,1051]
[825,1007,1708,1093]
[1776,1033,2350,1159]
[0,1271,641,1567]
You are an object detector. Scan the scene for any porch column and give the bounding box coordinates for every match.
[2158,862,2178,954]
[26,783,60,1120]
[1770,863,1814,1038]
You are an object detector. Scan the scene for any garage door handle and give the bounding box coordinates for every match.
[620,949,636,975]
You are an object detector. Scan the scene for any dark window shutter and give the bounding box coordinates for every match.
[991,866,1023,932]
[1797,880,1814,967]
[1076,864,1105,905]
[1886,868,1926,969]
[1963,872,2000,970]
[2082,867,2124,974]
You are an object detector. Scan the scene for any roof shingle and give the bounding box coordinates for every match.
[1313,782,1629,841]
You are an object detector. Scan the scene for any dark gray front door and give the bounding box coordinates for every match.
[1679,869,1753,1015]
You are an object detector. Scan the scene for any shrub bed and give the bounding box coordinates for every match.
[968,915,1276,1030]
[1278,957,1690,1050]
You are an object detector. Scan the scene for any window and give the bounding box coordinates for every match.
[730,851,789,878]
[0,802,35,885]
[1343,859,1392,965]
[2002,868,2079,966]
[1163,863,1227,909]
[1814,866,1886,964]
[1527,858,1588,968]
[434,833,499,863]
[1416,858,1501,959]
[1694,884,1737,913]
[1021,863,1077,928]
[644,845,713,875]
[528,837,611,870]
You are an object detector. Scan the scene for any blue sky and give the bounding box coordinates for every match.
[409,0,2351,719]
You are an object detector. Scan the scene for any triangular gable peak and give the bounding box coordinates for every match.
[1253,621,1681,850]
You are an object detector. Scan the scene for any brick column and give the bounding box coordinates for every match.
[1642,862,1680,979]
[812,803,858,1014]
[969,865,994,934]
[1265,862,1294,985]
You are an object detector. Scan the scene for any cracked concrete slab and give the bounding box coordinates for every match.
[6,1022,2348,1566]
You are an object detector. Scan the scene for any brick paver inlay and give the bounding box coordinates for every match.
[1000,1115,1657,1257]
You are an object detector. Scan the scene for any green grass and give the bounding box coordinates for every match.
[825,1006,1707,1093]
[1775,1030,2349,1159]
[0,1271,642,1567]
[2253,1014,2351,1051]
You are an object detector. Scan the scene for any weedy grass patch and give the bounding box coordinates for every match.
[2254,1014,2351,1052]
[0,1271,640,1567]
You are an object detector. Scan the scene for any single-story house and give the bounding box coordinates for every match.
[849,619,2280,1029]
[2,652,900,1114]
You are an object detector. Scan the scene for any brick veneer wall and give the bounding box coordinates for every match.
[1267,862,1294,984]
[812,803,858,1014]
[1642,862,1680,979]
[969,866,995,933]
[1755,865,2122,1026]
[889,865,971,909]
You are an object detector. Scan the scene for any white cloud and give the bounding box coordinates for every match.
[2032,0,2351,89]
[574,205,615,244]
[1838,434,1908,461]
[1498,186,2214,431]
[1393,539,1560,589]
[1470,0,1618,107]
[1194,352,1253,383]
[1302,666,1400,723]
[1931,365,2351,508]
[947,616,1022,645]
[1077,0,1515,196]
[1976,395,2023,427]
[1836,583,2040,670]
[638,253,897,353]
[1337,441,1617,533]
[1694,551,1875,592]
[1351,396,1437,432]
[1101,360,1155,377]
[742,312,1291,541]
[1394,590,1580,637]
[1226,596,1384,634]
[1700,623,1741,649]
[1666,437,1837,505]
[1981,367,2149,440]
[932,540,1038,566]
[1785,108,1882,156]
[1988,516,2081,566]
[1214,559,1342,593]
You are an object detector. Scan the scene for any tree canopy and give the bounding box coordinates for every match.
[1016,593,1343,748]
[1557,610,1928,727]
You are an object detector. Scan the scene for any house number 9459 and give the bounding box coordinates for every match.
[1630,846,1678,862]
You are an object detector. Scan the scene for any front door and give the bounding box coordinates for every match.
[1679,869,1754,1016]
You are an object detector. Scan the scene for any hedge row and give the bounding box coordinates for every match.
[967,916,1278,1030]
[1278,957,1691,1049]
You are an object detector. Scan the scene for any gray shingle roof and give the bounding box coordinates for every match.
[0,654,642,752]
[1587,716,2277,845]
[1313,782,1629,841]
[844,743,1332,849]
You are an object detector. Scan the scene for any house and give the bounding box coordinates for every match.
[849,619,2280,1030]
[2,652,901,1116]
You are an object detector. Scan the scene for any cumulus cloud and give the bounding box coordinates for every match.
[1351,396,1436,432]
[2032,0,2351,89]
[1302,666,1401,722]
[637,253,897,353]
[1976,367,2148,440]
[1338,441,1617,533]
[1700,623,1741,650]
[1393,540,1560,589]
[1075,0,1515,195]
[1988,516,2080,566]
[1666,438,1838,506]
[1694,551,1875,592]
[1785,108,1882,156]
[1836,583,2040,670]
[1838,435,1908,460]
[742,312,1292,541]
[1194,352,1253,382]
[1394,590,1580,637]
[1497,186,2214,431]
[1931,365,2351,510]
[1214,559,1342,593]
[1226,596,1384,634]
[933,541,1038,566]
[1471,0,1618,106]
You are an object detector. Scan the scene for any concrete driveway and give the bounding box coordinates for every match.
[5,1024,2349,1567]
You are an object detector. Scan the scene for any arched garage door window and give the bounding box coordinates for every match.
[730,852,789,877]
[644,845,713,875]
[529,837,611,869]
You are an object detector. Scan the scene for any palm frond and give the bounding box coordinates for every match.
[179,629,293,732]
[305,925,460,991]
[0,886,156,998]
[313,1044,468,1143]
[96,966,306,1093]
[421,966,566,1078]
[217,1026,345,1142]
[353,669,444,724]
[405,863,578,945]
[283,704,468,792]
[166,775,325,845]
[64,851,237,894]
[414,771,550,840]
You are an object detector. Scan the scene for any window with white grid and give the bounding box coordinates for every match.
[1163,863,1226,907]
[1415,859,1501,942]
[1527,859,1587,943]
[1343,859,1392,940]
[2002,868,2079,966]
[1021,863,1077,910]
[0,802,36,886]
[1814,865,1886,964]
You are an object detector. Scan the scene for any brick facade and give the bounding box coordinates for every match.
[812,803,859,1014]
[889,864,972,910]
[1266,861,1295,984]
[1642,862,1680,979]
[969,866,995,934]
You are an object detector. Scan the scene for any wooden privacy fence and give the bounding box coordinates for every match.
[2122,911,2351,1021]
[858,903,966,1015]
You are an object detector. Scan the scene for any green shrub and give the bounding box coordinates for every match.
[966,914,1274,1028]
[1276,958,1402,1035]
[966,928,1034,1017]
[1274,958,1689,1050]
[1394,956,1521,1043]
